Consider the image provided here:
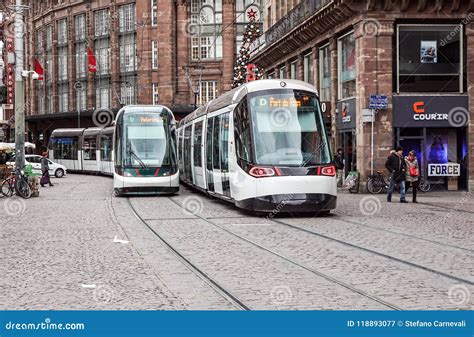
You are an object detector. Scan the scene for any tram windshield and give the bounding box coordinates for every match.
[121,113,176,167]
[246,90,331,166]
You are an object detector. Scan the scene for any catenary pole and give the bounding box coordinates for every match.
[14,0,25,170]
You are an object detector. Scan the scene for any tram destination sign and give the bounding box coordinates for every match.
[428,163,460,177]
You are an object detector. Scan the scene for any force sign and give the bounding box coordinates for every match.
[428,163,460,177]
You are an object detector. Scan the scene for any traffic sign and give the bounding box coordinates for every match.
[369,95,388,109]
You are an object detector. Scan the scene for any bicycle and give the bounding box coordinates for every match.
[367,171,431,194]
[1,168,32,199]
[366,171,389,194]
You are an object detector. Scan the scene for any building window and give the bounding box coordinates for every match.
[303,53,314,85]
[120,76,136,106]
[190,0,222,60]
[58,84,68,112]
[46,25,52,50]
[152,83,159,105]
[397,24,464,93]
[94,9,109,37]
[198,81,218,105]
[319,44,331,102]
[279,66,285,79]
[96,81,111,108]
[236,1,262,54]
[94,38,110,75]
[58,46,68,81]
[75,14,86,41]
[35,83,45,115]
[290,61,297,79]
[57,19,67,45]
[76,83,87,112]
[267,72,274,79]
[152,40,158,69]
[119,34,136,73]
[151,0,157,26]
[119,4,135,33]
[338,32,356,99]
[76,42,87,79]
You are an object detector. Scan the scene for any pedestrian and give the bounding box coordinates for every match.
[334,148,345,187]
[405,150,419,203]
[40,151,54,187]
[0,150,6,165]
[385,146,407,203]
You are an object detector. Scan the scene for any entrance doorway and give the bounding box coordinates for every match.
[339,131,356,177]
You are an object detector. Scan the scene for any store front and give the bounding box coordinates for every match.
[337,98,357,177]
[393,95,469,190]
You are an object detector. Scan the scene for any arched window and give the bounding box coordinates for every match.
[190,0,222,60]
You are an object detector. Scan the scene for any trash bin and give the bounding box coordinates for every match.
[447,177,458,191]
[344,171,360,193]
[25,164,41,197]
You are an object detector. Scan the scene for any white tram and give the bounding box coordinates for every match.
[113,105,179,196]
[49,127,114,175]
[177,79,337,213]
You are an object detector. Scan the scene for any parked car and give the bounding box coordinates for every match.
[7,155,67,178]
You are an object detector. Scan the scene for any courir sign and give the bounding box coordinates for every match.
[428,163,460,177]
[393,96,469,128]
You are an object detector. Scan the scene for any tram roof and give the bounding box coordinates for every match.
[50,128,86,137]
[179,79,318,126]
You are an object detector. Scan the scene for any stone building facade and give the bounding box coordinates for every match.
[252,0,474,191]
[20,0,262,148]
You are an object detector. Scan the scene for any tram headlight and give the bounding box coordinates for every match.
[248,166,276,178]
[123,171,133,177]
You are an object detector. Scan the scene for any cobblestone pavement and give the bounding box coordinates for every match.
[1,174,472,310]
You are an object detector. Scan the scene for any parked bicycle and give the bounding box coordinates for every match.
[1,168,32,199]
[366,171,431,194]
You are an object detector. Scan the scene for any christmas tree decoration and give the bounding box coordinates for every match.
[232,9,263,88]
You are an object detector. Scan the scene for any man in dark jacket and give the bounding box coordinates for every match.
[385,146,407,203]
[334,148,344,187]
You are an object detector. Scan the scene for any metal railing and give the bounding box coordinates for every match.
[265,0,333,46]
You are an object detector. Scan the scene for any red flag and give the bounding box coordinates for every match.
[87,47,97,73]
[34,58,44,80]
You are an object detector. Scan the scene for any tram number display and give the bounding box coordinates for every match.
[256,96,312,108]
[428,163,460,177]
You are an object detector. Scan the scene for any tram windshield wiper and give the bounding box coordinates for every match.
[130,150,147,169]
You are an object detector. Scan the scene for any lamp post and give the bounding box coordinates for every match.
[14,0,26,170]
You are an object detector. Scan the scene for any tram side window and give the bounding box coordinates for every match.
[184,125,192,180]
[212,115,221,170]
[206,118,214,171]
[101,134,112,161]
[51,137,79,160]
[83,137,97,160]
[220,113,229,172]
[234,100,252,163]
[193,122,203,167]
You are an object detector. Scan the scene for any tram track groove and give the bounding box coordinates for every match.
[267,217,473,286]
[126,198,250,311]
[330,210,474,253]
[168,197,402,310]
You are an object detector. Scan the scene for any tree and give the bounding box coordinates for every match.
[232,9,263,88]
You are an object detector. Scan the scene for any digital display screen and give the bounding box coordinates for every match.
[256,96,302,108]
[128,115,163,124]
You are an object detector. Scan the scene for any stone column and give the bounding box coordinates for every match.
[222,0,235,92]
[329,37,338,151]
[354,19,395,183]
[466,23,474,190]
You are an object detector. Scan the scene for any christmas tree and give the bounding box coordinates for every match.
[232,9,263,88]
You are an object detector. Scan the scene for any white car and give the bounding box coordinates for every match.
[8,155,68,178]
